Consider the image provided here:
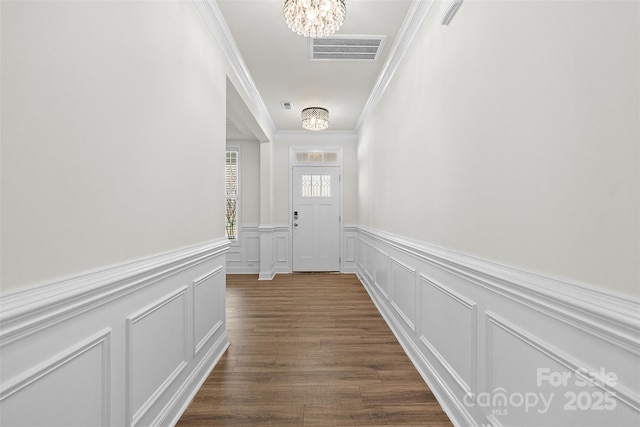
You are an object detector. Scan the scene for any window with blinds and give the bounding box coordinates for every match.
[225,150,238,240]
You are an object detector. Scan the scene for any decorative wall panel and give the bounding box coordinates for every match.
[355,226,639,427]
[343,229,357,273]
[0,330,111,427]
[127,288,188,426]
[391,257,416,331]
[373,247,390,299]
[0,240,229,427]
[246,236,260,263]
[193,267,225,356]
[276,235,288,263]
[420,275,477,396]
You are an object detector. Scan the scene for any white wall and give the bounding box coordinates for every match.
[272,133,359,225]
[0,2,231,425]
[1,0,227,294]
[357,3,640,423]
[358,0,639,297]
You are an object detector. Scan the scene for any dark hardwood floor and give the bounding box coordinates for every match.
[177,273,453,426]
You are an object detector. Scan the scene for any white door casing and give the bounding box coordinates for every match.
[292,166,340,271]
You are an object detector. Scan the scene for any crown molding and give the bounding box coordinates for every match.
[193,0,276,141]
[194,0,435,139]
[355,0,436,134]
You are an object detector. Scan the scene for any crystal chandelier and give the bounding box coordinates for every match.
[283,0,346,38]
[301,107,329,131]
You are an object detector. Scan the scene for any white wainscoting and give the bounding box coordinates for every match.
[343,225,358,273]
[0,239,230,427]
[230,224,358,276]
[273,225,291,275]
[227,224,261,274]
[355,226,640,427]
[227,224,291,278]
[0,329,112,426]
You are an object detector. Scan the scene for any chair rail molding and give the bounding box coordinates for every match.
[0,239,230,426]
[354,225,640,427]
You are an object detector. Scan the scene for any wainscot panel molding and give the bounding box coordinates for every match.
[273,225,291,274]
[390,257,417,332]
[227,224,261,274]
[257,225,277,280]
[354,226,640,427]
[193,266,225,356]
[0,329,111,426]
[419,274,477,400]
[232,225,356,277]
[342,225,358,273]
[0,239,230,427]
[126,287,189,427]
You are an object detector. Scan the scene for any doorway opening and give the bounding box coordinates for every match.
[290,147,343,272]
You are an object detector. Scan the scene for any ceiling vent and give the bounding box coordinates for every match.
[309,35,387,61]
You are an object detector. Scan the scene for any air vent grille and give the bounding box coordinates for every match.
[309,36,386,61]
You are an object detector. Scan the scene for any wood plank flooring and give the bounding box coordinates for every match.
[177,273,453,426]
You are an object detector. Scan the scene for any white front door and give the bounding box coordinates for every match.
[292,166,340,272]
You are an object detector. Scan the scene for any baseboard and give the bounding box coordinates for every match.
[226,266,261,274]
[355,226,640,426]
[162,331,230,426]
[258,270,277,280]
[359,271,476,427]
[0,239,230,427]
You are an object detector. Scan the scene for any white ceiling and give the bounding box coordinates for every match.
[217,0,413,138]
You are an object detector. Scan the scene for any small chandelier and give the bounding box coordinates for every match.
[283,0,346,38]
[301,107,329,131]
